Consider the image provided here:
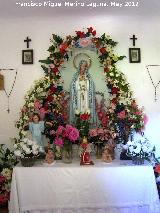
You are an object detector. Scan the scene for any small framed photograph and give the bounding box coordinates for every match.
[22,49,33,64]
[129,48,141,63]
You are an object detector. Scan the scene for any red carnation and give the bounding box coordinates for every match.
[80,113,90,121]
[104,67,109,73]
[111,87,119,94]
[51,67,59,74]
[111,98,117,105]
[46,95,53,102]
[154,164,160,174]
[100,47,106,54]
[87,27,93,33]
[50,85,56,93]
[92,30,96,36]
[76,31,85,38]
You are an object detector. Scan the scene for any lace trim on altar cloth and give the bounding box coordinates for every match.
[24,204,160,213]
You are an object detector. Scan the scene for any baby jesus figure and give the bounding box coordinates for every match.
[44,144,55,165]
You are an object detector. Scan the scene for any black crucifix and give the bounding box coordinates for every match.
[130,34,137,46]
[24,36,32,48]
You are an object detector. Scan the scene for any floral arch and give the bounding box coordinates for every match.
[16,27,146,143]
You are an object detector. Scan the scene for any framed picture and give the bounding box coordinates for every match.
[22,49,33,64]
[129,48,141,63]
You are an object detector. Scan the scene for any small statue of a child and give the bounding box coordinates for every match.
[80,137,94,165]
[102,143,114,163]
[44,144,55,165]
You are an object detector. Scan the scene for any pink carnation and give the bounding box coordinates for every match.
[56,125,64,136]
[54,137,64,147]
[89,129,98,137]
[34,100,41,109]
[68,128,79,142]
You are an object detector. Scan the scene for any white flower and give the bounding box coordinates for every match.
[123,144,128,150]
[14,150,22,157]
[25,148,32,155]
[32,150,38,155]
[23,138,28,143]
[27,140,33,145]
[127,141,134,146]
[13,144,18,149]
[129,146,134,153]
[133,144,141,154]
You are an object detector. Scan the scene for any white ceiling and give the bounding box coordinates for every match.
[0,0,160,18]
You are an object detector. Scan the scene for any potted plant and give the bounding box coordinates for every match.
[13,138,41,167]
[123,135,155,165]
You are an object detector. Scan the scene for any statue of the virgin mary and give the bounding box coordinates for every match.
[69,59,96,126]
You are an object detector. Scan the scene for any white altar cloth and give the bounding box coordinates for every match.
[9,160,160,213]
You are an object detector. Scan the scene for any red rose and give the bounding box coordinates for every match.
[100,47,106,54]
[50,85,56,93]
[51,67,59,74]
[104,67,109,73]
[80,113,90,121]
[154,164,160,174]
[87,27,93,33]
[46,95,53,102]
[76,31,85,38]
[92,30,96,36]
[111,87,119,94]
[111,98,117,105]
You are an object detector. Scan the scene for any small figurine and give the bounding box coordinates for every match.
[102,143,114,163]
[44,143,55,165]
[80,137,94,165]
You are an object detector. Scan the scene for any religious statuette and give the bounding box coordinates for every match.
[70,53,96,126]
[102,143,115,163]
[80,137,94,165]
[44,143,55,165]
[146,65,160,102]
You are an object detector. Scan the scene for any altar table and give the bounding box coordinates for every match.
[9,160,160,213]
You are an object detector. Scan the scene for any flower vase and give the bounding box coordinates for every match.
[62,142,72,163]
[95,141,103,159]
[132,156,144,165]
[21,157,35,167]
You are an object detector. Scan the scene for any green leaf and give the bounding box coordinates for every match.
[47,45,55,53]
[39,58,51,64]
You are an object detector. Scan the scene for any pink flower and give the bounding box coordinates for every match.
[34,100,41,109]
[50,130,56,135]
[134,111,141,115]
[89,129,98,137]
[79,38,91,47]
[68,128,79,142]
[39,108,46,120]
[97,128,104,134]
[54,137,64,147]
[56,125,64,136]
[143,114,148,125]
[118,110,126,119]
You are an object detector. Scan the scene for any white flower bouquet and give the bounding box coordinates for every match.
[14,138,41,159]
[123,136,155,161]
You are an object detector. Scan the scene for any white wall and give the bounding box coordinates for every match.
[0,14,160,155]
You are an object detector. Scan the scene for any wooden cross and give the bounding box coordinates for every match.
[24,36,32,48]
[130,34,137,46]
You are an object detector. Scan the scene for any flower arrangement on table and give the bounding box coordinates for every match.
[89,128,117,158]
[123,134,155,164]
[52,124,79,162]
[0,144,18,208]
[75,110,90,137]
[13,138,42,166]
